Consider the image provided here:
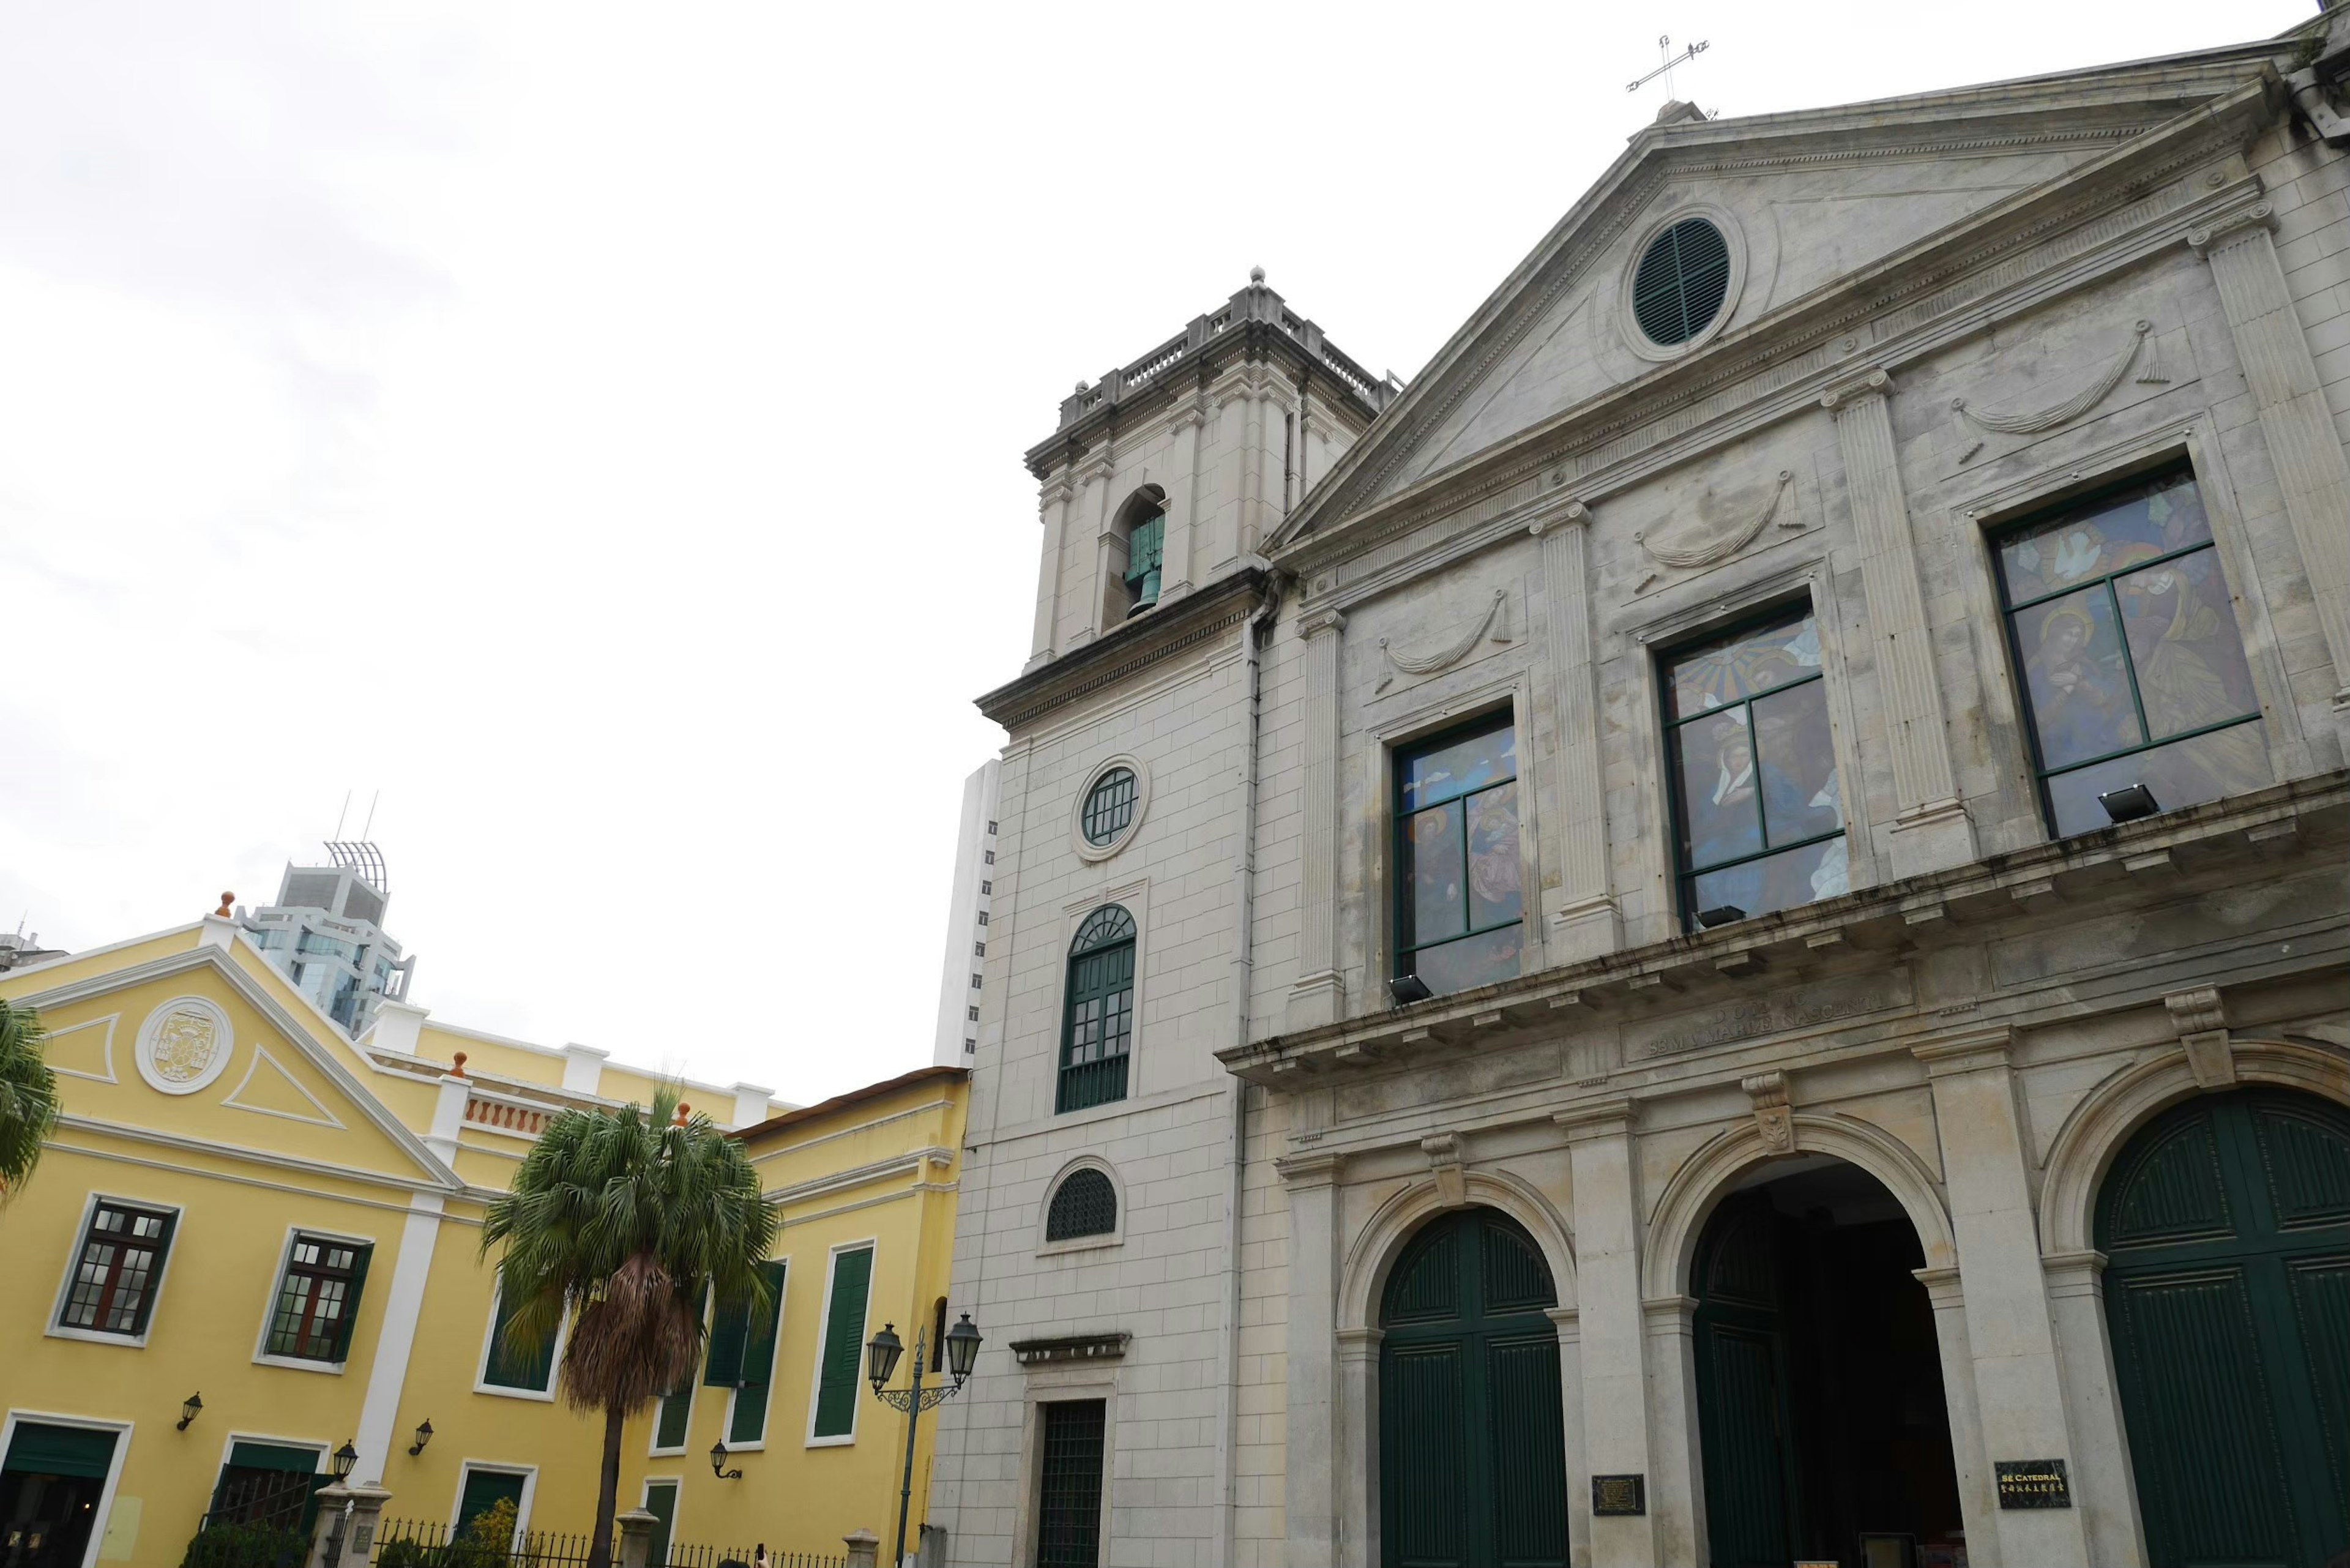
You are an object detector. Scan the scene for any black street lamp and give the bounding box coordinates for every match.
[866,1313,981,1568]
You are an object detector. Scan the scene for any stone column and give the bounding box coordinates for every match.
[2043,1249,2148,1568]
[844,1527,882,1568]
[1336,1326,1384,1568]
[1026,474,1074,670]
[1914,1266,2005,1568]
[1547,1307,1594,1568]
[1160,403,1206,602]
[2193,199,2350,746]
[1914,1028,2092,1567]
[1288,607,1348,1030]
[1532,499,1618,961]
[1242,382,1271,557]
[307,1484,390,1568]
[615,1507,658,1568]
[1821,370,1975,876]
[1279,1152,1344,1566]
[1559,1101,1660,1568]
[1641,1296,1706,1568]
[1067,454,1113,649]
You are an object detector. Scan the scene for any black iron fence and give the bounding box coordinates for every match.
[367,1519,846,1568]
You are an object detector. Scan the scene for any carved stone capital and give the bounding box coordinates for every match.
[2163,987,2226,1037]
[1554,1097,1641,1143]
[1297,606,1348,639]
[1039,476,1077,509]
[1912,1025,2015,1077]
[1527,498,1592,539]
[1166,401,1209,435]
[1421,1132,1468,1208]
[2187,200,2278,258]
[1819,367,1895,412]
[1740,1070,1796,1154]
[2164,987,2237,1088]
[1275,1150,1344,1189]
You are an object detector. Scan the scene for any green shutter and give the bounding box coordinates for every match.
[727,1261,788,1444]
[226,1443,319,1474]
[2,1422,117,1480]
[704,1293,749,1388]
[654,1386,694,1451]
[330,1243,373,1362]
[810,1247,873,1439]
[482,1286,558,1392]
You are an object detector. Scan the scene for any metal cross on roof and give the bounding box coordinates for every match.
[1628,33,1710,96]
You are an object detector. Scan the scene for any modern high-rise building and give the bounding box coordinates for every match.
[240,843,415,1037]
[932,759,1002,1068]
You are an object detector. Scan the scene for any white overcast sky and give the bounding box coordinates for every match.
[0,1,2313,1102]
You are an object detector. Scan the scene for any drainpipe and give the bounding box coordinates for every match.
[1217,569,1285,1565]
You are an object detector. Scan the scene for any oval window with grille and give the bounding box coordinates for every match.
[1046,1167,1118,1241]
[1081,767,1138,846]
[1631,217,1732,348]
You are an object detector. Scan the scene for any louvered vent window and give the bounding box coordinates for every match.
[1045,1168,1118,1241]
[1632,217,1731,346]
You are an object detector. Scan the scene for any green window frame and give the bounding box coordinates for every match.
[808,1245,874,1442]
[1056,906,1135,1114]
[57,1198,176,1338]
[1081,769,1138,846]
[704,1260,787,1444]
[1991,465,2268,839]
[1393,712,1523,997]
[263,1233,373,1363]
[480,1284,559,1394]
[1660,607,1848,931]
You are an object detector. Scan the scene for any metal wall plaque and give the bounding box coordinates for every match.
[1591,1474,1646,1516]
[1995,1458,2072,1508]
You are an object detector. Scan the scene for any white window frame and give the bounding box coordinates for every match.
[208,1432,327,1520]
[639,1476,683,1562]
[250,1224,376,1374]
[45,1190,185,1350]
[647,1285,716,1458]
[717,1254,789,1452]
[447,1460,539,1547]
[804,1238,878,1449]
[0,1409,134,1568]
[471,1282,570,1402]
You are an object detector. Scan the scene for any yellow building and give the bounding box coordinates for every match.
[0,906,968,1567]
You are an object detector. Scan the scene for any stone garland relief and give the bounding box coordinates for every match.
[1630,468,1807,595]
[1373,584,1516,695]
[1951,317,2171,463]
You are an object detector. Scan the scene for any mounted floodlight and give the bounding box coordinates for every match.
[1388,974,1433,1006]
[1695,905,1746,928]
[2097,783,2160,824]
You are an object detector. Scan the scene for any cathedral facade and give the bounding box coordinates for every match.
[930,15,2350,1567]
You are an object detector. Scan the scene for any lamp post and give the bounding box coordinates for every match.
[865,1313,981,1568]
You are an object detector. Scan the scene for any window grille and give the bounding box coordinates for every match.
[1037,1400,1107,1568]
[1058,906,1136,1113]
[59,1200,176,1336]
[1632,217,1731,346]
[1046,1169,1118,1241]
[1081,768,1138,846]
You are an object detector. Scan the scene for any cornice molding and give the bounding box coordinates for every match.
[977,569,1267,731]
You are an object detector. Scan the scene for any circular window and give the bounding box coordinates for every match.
[1631,217,1732,348]
[1081,767,1138,846]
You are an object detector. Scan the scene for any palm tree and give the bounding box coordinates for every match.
[481,1086,777,1568]
[0,998,60,1201]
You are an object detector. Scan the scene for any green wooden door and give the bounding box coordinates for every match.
[1379,1208,1567,1568]
[455,1469,526,1535]
[1692,1195,1803,1568]
[2098,1088,2350,1568]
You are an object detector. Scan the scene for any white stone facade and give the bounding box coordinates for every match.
[934,24,2350,1568]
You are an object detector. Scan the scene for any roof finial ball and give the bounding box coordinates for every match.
[215,892,234,919]
[1250,265,1266,284]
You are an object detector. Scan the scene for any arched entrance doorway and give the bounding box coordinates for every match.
[2098,1087,2350,1567]
[1691,1155,1964,1567]
[1378,1207,1567,1568]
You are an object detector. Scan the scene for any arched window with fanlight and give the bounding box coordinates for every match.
[1058,905,1136,1113]
[1045,1167,1119,1243]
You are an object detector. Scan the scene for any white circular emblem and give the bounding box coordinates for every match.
[135,996,234,1095]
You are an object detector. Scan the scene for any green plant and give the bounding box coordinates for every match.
[0,997,59,1200]
[481,1087,777,1568]
[177,1520,309,1568]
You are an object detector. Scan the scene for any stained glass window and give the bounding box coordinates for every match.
[58,1200,176,1337]
[1395,713,1522,996]
[1058,906,1136,1113]
[1995,468,2267,837]
[264,1234,371,1362]
[1664,610,1847,929]
[1082,767,1138,846]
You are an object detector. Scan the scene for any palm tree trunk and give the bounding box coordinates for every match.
[586,1401,625,1568]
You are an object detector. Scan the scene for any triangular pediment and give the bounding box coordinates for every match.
[1278,41,2287,550]
[10,939,459,1190]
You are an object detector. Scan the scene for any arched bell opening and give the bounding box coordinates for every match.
[1105,485,1167,622]
[1690,1153,1966,1567]
[2096,1086,2350,1568]
[1377,1206,1568,1568]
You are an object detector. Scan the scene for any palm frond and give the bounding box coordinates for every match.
[0,999,61,1201]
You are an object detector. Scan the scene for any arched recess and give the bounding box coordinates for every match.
[1340,1168,1579,1332]
[1643,1111,1958,1304]
[1103,483,1169,622]
[2039,1037,2350,1256]
[1039,1154,1124,1250]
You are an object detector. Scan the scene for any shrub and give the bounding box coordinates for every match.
[179,1521,310,1568]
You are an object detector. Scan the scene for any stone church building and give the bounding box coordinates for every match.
[928,14,2350,1568]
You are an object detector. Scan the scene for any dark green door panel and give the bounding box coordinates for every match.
[1379,1209,1565,1568]
[1692,1197,1802,1568]
[2099,1089,2350,1568]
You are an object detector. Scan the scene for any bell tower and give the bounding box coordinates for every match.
[1020,267,1397,670]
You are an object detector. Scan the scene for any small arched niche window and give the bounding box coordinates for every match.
[1110,487,1166,621]
[1058,905,1136,1114]
[1045,1167,1119,1242]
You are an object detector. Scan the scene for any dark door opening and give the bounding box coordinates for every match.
[1693,1157,1964,1568]
[1035,1398,1106,1568]
[1,1422,116,1568]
